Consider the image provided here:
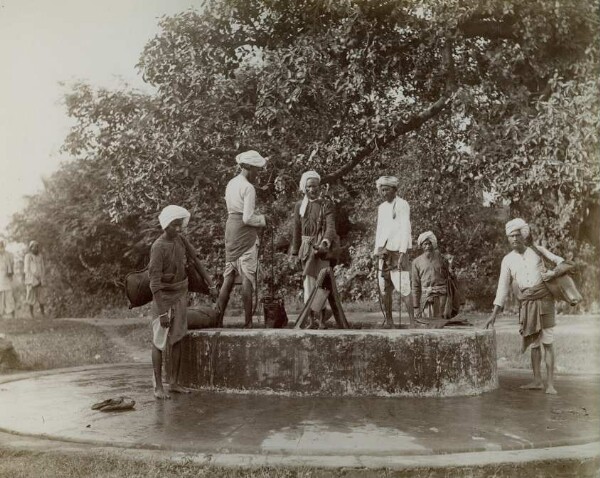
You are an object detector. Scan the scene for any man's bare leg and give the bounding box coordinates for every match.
[521,346,543,390]
[241,276,253,328]
[317,310,328,329]
[169,341,191,394]
[401,295,415,328]
[39,304,45,317]
[28,305,34,318]
[543,343,557,394]
[383,284,394,329]
[216,274,236,327]
[152,346,170,399]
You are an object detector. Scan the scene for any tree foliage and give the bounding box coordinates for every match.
[10,0,599,314]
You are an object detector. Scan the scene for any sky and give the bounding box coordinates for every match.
[0,0,200,236]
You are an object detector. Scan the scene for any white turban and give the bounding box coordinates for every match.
[417,231,438,249]
[299,170,321,217]
[376,176,400,191]
[158,205,190,230]
[235,150,267,168]
[299,170,321,193]
[29,240,38,249]
[505,218,530,238]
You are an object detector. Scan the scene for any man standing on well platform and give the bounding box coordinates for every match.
[373,176,415,328]
[217,150,268,328]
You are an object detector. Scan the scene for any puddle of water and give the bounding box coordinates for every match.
[261,420,427,454]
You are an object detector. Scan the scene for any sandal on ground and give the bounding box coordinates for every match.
[91,396,136,412]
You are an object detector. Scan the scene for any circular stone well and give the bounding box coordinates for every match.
[176,328,497,397]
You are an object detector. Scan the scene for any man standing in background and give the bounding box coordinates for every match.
[24,241,45,318]
[0,240,16,319]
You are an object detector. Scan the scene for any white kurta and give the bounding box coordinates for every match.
[24,252,45,286]
[373,197,412,254]
[0,252,14,292]
[225,174,266,227]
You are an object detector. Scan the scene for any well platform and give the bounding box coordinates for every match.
[176,328,498,397]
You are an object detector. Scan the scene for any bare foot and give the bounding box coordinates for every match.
[243,322,253,329]
[169,384,192,394]
[154,388,171,400]
[520,381,543,390]
[545,385,558,395]
[318,322,327,330]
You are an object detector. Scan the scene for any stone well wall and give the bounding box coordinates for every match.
[175,329,497,397]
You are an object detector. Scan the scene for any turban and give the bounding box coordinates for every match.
[235,150,267,168]
[158,205,190,230]
[29,240,38,249]
[299,170,321,193]
[299,171,321,217]
[417,231,438,249]
[505,218,530,238]
[376,176,400,191]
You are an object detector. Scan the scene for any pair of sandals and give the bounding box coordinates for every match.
[91,396,136,412]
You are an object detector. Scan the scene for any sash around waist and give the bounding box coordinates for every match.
[225,214,257,262]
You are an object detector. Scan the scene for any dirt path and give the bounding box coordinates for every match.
[66,318,151,364]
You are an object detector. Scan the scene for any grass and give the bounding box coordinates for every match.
[495,325,600,374]
[115,323,151,351]
[0,449,388,478]
[0,319,125,372]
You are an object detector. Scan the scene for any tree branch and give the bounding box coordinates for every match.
[322,93,451,184]
[458,17,516,40]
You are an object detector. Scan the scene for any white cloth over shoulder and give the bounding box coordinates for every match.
[374,197,412,254]
[225,174,266,227]
[158,205,190,230]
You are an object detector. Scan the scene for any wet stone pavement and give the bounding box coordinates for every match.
[0,364,598,456]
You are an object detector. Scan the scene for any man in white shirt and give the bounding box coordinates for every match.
[486,218,563,394]
[0,240,16,319]
[373,176,414,328]
[217,150,268,328]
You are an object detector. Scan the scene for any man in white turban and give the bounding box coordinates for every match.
[486,218,565,395]
[158,205,190,230]
[217,150,268,328]
[290,170,338,328]
[411,231,454,324]
[373,175,414,328]
[149,205,194,399]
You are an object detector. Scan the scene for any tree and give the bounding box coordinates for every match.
[11,0,599,314]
